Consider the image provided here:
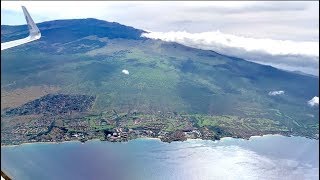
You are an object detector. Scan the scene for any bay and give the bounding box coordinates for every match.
[1,135,318,180]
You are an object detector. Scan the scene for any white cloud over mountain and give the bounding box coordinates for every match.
[142,31,319,76]
[2,1,318,75]
[122,69,129,75]
[308,96,319,107]
[268,90,285,96]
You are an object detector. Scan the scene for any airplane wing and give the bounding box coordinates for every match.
[1,6,41,51]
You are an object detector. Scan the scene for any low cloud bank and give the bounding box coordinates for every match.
[308,96,319,107]
[268,90,285,96]
[142,31,319,76]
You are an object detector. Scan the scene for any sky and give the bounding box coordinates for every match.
[1,1,319,76]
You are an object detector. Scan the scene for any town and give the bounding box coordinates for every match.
[1,93,314,146]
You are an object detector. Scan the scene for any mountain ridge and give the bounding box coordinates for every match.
[1,18,146,43]
[1,18,317,79]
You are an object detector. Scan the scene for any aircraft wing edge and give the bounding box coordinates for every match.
[1,6,41,51]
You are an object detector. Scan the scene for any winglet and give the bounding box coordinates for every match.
[22,6,41,39]
[1,6,41,51]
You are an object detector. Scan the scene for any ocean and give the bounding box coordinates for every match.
[1,135,318,180]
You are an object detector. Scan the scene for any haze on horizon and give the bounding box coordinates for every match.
[1,1,319,76]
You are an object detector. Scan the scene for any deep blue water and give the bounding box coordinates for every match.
[1,135,319,180]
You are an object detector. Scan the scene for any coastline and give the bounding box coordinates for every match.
[2,131,318,180]
[1,133,317,148]
[1,139,101,148]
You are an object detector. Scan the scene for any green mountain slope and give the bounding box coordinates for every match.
[1,18,319,139]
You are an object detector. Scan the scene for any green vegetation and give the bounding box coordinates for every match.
[1,19,319,145]
[2,109,306,145]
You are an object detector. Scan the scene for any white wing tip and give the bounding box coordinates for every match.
[1,6,41,51]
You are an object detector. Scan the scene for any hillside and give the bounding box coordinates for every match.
[1,18,319,144]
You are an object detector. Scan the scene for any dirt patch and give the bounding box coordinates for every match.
[1,85,61,111]
[1,114,43,128]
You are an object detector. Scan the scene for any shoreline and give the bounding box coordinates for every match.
[1,133,318,148]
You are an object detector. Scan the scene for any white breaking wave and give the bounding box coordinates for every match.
[142,31,319,76]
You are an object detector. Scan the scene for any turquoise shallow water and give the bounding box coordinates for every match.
[1,135,319,180]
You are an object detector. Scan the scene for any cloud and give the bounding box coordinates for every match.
[268,90,285,96]
[2,1,318,75]
[142,31,318,56]
[308,96,319,107]
[1,1,318,41]
[122,69,129,75]
[142,31,319,76]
